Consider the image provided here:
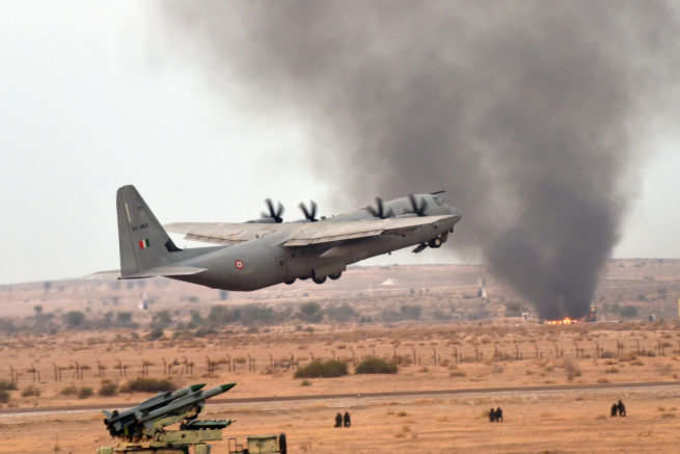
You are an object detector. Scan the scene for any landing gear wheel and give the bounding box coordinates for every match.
[429,236,443,248]
[312,274,327,284]
[284,278,296,285]
[329,271,342,280]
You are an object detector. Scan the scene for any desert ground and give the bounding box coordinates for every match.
[1,259,680,453]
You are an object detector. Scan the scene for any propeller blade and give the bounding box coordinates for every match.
[265,198,275,216]
[299,202,309,219]
[367,196,394,219]
[263,198,284,223]
[409,194,428,216]
[298,201,318,222]
[309,200,318,220]
[375,197,384,218]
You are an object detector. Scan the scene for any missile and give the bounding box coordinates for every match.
[104,384,206,433]
[140,383,235,424]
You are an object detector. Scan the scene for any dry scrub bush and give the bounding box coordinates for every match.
[294,359,348,378]
[449,369,466,378]
[356,357,398,374]
[98,380,118,396]
[121,378,176,393]
[563,358,582,381]
[604,367,619,374]
[0,389,9,403]
[78,387,93,399]
[0,380,17,391]
[60,385,78,396]
[21,385,40,397]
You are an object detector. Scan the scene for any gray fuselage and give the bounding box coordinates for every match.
[172,194,461,291]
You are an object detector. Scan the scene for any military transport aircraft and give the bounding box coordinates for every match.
[116,185,461,291]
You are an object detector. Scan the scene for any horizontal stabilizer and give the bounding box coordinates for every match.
[122,266,207,279]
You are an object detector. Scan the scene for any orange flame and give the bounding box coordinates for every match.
[545,317,578,325]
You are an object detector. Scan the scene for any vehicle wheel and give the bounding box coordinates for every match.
[312,274,327,284]
[329,271,342,280]
[429,236,442,248]
[284,278,296,285]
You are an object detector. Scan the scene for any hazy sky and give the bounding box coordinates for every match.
[0,2,678,285]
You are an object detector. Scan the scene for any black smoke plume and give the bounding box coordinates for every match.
[155,1,679,319]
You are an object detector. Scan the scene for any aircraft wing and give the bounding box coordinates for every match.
[281,215,454,246]
[165,222,286,245]
[166,215,454,247]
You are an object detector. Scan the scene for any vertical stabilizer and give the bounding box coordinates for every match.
[116,185,181,277]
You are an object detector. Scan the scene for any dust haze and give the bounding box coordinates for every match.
[155,1,679,319]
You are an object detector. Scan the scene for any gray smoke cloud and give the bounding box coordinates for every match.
[155,1,679,319]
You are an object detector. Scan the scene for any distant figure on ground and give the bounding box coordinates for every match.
[494,407,503,422]
[610,403,618,417]
[617,400,626,417]
[344,411,351,427]
[279,433,287,454]
[489,408,496,422]
[334,413,342,428]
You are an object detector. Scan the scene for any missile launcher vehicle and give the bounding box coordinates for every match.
[96,383,287,454]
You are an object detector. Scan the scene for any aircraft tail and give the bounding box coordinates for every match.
[116,185,184,278]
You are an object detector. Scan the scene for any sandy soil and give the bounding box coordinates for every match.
[1,260,679,452]
[2,321,680,453]
[2,385,679,453]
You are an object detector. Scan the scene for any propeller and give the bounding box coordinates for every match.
[366,197,394,219]
[299,200,319,222]
[408,194,428,216]
[262,198,284,223]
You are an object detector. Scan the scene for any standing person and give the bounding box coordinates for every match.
[489,408,496,422]
[617,400,626,417]
[344,411,351,427]
[334,413,342,428]
[495,407,503,422]
[610,403,618,417]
